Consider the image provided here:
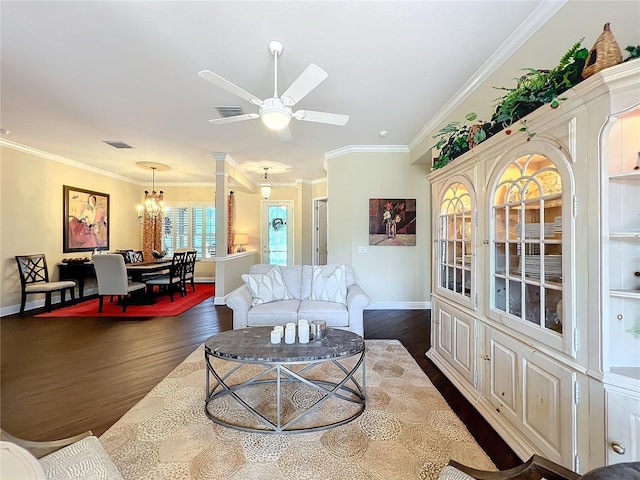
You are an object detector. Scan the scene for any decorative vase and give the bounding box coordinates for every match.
[386,220,397,239]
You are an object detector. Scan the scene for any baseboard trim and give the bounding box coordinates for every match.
[366,301,431,310]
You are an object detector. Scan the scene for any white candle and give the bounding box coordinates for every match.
[270,329,281,344]
[284,324,296,344]
[274,325,284,337]
[298,319,309,343]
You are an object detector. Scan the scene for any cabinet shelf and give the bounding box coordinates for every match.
[609,170,640,181]
[610,289,640,300]
[610,232,640,240]
[609,367,640,382]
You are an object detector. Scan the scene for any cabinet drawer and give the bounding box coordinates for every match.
[606,388,640,464]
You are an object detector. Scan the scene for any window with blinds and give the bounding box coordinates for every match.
[162,204,215,259]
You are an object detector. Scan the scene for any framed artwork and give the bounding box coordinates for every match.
[63,185,110,253]
[369,198,416,246]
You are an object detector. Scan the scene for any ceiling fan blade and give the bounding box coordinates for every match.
[294,110,349,126]
[209,113,260,124]
[198,70,263,106]
[280,64,328,106]
[277,126,293,142]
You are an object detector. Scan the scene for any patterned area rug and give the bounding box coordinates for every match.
[100,340,495,479]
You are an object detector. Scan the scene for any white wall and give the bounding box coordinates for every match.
[326,149,431,308]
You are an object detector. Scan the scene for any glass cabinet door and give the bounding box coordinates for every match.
[437,182,474,306]
[491,154,563,336]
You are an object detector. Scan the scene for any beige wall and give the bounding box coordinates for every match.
[326,150,432,307]
[1,147,141,312]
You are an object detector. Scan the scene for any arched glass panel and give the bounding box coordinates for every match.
[492,154,563,334]
[438,183,473,299]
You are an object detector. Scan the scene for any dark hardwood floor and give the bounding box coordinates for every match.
[0,300,520,469]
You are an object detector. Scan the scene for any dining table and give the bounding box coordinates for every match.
[58,259,175,300]
[125,260,174,283]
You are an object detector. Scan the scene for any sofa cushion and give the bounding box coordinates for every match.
[311,265,347,304]
[298,300,349,327]
[300,265,313,300]
[247,299,301,325]
[249,265,303,299]
[242,268,292,305]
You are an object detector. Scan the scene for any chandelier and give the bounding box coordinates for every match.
[260,167,272,199]
[136,166,166,224]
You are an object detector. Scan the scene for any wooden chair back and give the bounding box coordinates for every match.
[114,250,133,264]
[15,254,50,286]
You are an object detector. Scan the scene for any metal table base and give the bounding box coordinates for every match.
[204,328,365,434]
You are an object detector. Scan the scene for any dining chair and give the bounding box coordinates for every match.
[181,250,197,295]
[114,249,133,263]
[144,252,186,302]
[129,250,144,263]
[92,254,146,313]
[15,254,77,314]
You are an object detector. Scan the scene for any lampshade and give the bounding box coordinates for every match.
[235,233,249,253]
[260,183,272,199]
[235,233,249,245]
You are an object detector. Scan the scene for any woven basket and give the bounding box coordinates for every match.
[582,23,623,79]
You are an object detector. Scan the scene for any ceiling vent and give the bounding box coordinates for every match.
[103,140,133,149]
[215,106,245,118]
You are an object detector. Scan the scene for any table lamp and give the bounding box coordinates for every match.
[235,233,249,253]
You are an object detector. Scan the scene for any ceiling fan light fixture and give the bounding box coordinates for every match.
[261,110,290,130]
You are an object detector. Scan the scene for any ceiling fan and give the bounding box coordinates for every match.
[198,40,349,141]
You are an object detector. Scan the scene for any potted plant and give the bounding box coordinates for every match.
[432,39,589,170]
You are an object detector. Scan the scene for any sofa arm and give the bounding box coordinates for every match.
[346,283,370,337]
[225,285,253,329]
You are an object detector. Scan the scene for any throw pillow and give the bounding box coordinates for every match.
[242,268,292,306]
[311,265,347,304]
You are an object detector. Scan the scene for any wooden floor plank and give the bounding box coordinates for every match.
[0,301,520,469]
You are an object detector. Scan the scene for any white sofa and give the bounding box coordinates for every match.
[226,264,370,336]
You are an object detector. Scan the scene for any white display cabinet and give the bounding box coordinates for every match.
[427,60,640,472]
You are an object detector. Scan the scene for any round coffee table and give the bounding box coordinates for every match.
[204,326,365,433]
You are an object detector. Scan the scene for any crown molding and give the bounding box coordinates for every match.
[408,0,566,151]
[0,138,138,184]
[325,145,410,160]
[294,177,327,185]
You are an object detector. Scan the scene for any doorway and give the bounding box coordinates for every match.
[314,197,328,265]
[261,200,294,265]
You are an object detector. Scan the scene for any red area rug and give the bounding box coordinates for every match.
[35,284,214,318]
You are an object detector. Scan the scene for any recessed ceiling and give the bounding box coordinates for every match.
[0,1,548,184]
